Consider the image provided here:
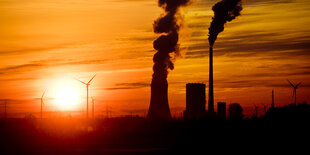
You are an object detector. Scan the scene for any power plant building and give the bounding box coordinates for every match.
[217,102,226,120]
[184,83,206,119]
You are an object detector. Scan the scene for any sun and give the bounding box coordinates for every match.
[55,86,79,111]
[49,78,83,111]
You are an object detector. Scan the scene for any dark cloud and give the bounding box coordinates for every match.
[0,77,39,81]
[0,44,72,56]
[236,70,310,79]
[0,59,107,75]
[197,0,293,6]
[104,82,149,90]
[216,77,310,89]
[217,79,255,88]
[0,63,45,74]
[186,33,310,59]
[126,36,156,42]
[188,23,208,29]
[244,0,294,5]
[0,98,37,104]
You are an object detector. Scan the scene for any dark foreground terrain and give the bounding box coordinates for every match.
[1,104,310,154]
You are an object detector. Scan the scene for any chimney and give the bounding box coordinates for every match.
[208,47,214,113]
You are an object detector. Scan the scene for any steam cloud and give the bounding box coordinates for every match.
[152,0,191,83]
[209,0,243,47]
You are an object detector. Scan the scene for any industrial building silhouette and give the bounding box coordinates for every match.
[184,83,227,119]
[184,83,206,119]
[217,102,226,120]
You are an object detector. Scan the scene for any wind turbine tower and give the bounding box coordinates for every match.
[4,99,7,118]
[106,104,109,119]
[91,97,95,119]
[287,79,302,106]
[41,90,46,119]
[271,89,274,108]
[76,75,96,118]
[208,47,214,113]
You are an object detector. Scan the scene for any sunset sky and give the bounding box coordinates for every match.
[0,0,309,118]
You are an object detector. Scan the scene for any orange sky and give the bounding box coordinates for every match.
[0,0,310,118]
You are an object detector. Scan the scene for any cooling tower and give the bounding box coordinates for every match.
[147,81,171,120]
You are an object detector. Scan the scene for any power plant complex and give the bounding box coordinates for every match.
[147,42,227,120]
[147,0,242,120]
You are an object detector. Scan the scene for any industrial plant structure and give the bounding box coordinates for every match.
[217,102,226,120]
[184,83,206,119]
[208,47,214,114]
[183,83,227,119]
[147,82,172,120]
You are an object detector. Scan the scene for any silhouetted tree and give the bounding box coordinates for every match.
[262,102,310,120]
[228,103,243,120]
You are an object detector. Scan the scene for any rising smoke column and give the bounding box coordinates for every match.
[147,0,191,120]
[207,0,242,113]
[209,0,243,47]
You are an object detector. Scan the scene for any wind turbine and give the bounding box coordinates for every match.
[41,89,46,119]
[4,99,7,118]
[76,75,96,118]
[271,89,274,108]
[287,79,302,106]
[91,97,95,119]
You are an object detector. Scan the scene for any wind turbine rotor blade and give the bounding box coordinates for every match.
[75,78,87,85]
[88,74,96,84]
[287,79,294,87]
[41,89,47,98]
[296,82,302,88]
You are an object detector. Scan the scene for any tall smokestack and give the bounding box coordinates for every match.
[272,89,274,108]
[147,0,191,120]
[207,0,242,113]
[208,47,214,112]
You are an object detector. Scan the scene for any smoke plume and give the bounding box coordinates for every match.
[208,0,243,47]
[152,0,191,83]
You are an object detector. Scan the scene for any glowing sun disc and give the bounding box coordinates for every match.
[55,86,78,111]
